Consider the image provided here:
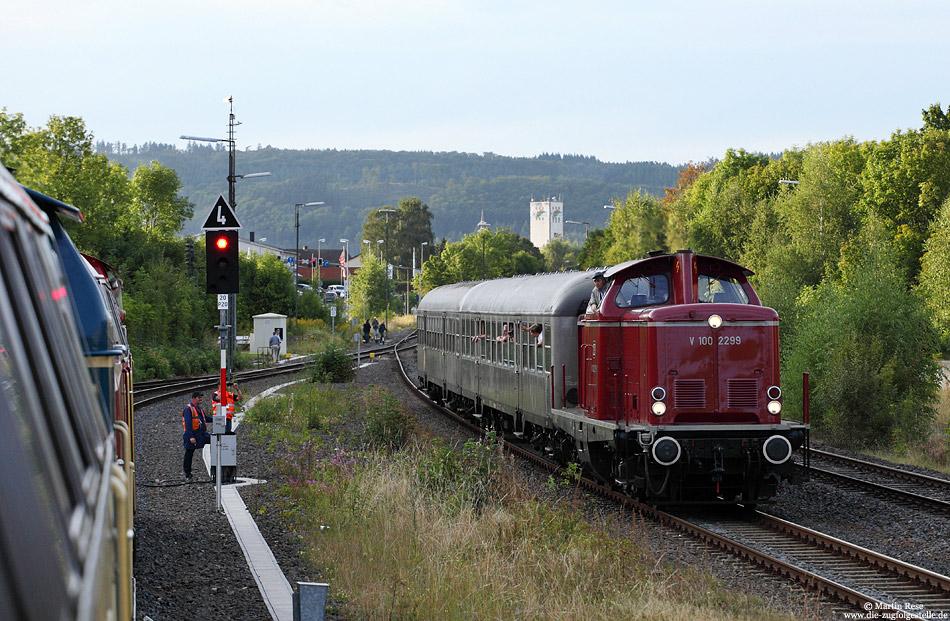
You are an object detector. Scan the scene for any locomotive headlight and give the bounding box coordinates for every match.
[651,401,667,416]
[651,386,666,401]
[708,314,722,329]
[767,400,783,415]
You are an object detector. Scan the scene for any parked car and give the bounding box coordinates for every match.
[327,285,346,299]
[324,291,337,303]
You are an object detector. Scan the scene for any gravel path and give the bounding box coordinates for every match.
[134,334,949,619]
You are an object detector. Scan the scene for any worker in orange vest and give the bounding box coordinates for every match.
[211,382,243,434]
[182,391,209,480]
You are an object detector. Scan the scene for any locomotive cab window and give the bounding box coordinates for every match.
[698,273,749,304]
[615,274,670,308]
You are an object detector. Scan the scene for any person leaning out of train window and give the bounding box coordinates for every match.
[212,382,242,434]
[587,272,607,314]
[522,323,543,346]
[495,322,514,342]
[182,391,210,481]
[472,320,487,343]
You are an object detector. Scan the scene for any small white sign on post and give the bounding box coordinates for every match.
[212,414,227,435]
[217,294,229,310]
[330,306,337,317]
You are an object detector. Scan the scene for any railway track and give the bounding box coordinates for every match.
[390,341,950,618]
[802,448,950,514]
[133,335,415,406]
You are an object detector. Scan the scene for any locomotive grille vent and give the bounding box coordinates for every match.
[673,379,706,409]
[727,379,759,408]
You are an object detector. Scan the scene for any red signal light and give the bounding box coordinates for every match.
[215,236,229,250]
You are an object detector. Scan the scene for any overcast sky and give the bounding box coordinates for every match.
[4,1,948,165]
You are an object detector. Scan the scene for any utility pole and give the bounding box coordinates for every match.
[379,208,395,324]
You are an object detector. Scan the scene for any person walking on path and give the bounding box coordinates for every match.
[362,319,371,343]
[371,317,379,343]
[268,329,282,363]
[182,391,209,480]
[378,322,387,344]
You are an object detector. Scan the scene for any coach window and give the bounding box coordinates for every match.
[493,321,501,363]
[517,330,531,369]
[541,324,551,371]
[615,274,670,308]
[698,273,749,304]
[468,318,475,357]
[464,318,470,356]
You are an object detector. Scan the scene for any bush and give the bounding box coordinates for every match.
[784,225,940,448]
[308,342,354,383]
[361,386,414,450]
[136,345,172,380]
[415,434,501,514]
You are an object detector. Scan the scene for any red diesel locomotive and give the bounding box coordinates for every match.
[417,249,808,504]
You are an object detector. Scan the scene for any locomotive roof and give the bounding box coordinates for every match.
[420,271,595,316]
[604,251,753,279]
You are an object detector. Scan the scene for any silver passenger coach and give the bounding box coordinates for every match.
[417,272,593,432]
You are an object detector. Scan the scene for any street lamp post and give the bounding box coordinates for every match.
[379,208,396,324]
[418,241,428,301]
[565,220,590,240]
[376,239,384,261]
[361,239,370,319]
[180,98,271,383]
[294,201,325,329]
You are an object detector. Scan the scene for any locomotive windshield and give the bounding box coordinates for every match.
[615,274,669,308]
[698,273,750,304]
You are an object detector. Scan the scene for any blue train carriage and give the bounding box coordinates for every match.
[0,166,134,619]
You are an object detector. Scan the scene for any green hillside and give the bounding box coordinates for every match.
[98,142,679,248]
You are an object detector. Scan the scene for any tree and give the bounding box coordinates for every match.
[917,195,950,353]
[576,227,610,269]
[603,190,666,263]
[237,253,295,330]
[770,139,866,283]
[860,128,950,280]
[361,196,434,270]
[921,102,950,131]
[662,160,711,206]
[541,237,579,271]
[130,161,194,238]
[420,227,542,290]
[783,222,939,448]
[349,252,391,319]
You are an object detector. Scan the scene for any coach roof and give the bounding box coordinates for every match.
[420,271,594,316]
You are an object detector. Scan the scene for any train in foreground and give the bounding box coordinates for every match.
[417,249,808,504]
[0,164,135,619]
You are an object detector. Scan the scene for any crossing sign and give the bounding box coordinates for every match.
[201,195,242,230]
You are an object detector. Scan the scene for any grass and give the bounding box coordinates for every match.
[247,383,798,620]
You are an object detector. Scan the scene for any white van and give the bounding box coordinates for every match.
[327,285,346,298]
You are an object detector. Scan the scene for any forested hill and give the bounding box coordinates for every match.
[98,142,679,248]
